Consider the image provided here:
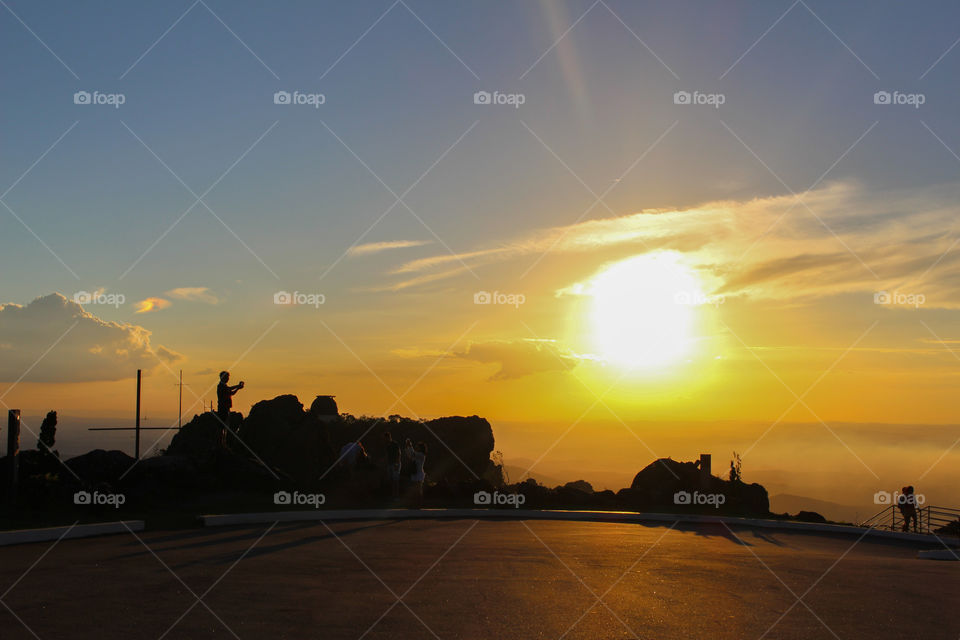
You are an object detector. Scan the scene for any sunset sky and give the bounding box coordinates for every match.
[2,1,959,510]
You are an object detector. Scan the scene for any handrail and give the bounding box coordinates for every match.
[858,504,960,536]
[861,505,894,525]
[859,504,896,530]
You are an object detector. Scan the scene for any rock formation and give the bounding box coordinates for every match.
[619,457,769,514]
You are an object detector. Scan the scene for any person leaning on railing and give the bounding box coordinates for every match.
[897,486,919,533]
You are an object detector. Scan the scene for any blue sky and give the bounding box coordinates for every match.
[5,0,960,418]
[5,0,960,310]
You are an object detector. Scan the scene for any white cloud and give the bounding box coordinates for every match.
[0,293,183,382]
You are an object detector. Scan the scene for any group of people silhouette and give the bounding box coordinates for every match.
[338,433,427,500]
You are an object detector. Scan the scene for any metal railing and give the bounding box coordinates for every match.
[860,504,960,537]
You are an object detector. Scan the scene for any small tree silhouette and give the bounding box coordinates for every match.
[38,410,58,455]
[729,451,742,483]
[490,450,508,484]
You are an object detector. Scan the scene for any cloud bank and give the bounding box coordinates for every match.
[0,293,182,383]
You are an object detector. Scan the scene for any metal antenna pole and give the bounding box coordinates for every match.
[135,369,142,460]
[7,410,20,503]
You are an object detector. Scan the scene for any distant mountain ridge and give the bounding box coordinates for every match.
[770,493,866,524]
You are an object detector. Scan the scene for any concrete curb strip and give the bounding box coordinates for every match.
[917,549,959,560]
[0,521,145,547]
[199,508,959,546]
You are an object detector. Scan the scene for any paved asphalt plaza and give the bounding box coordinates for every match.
[0,518,957,639]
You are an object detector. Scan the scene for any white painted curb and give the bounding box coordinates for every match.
[0,521,144,547]
[199,508,959,546]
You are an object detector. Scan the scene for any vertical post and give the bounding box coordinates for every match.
[7,410,20,503]
[178,369,183,430]
[134,369,142,460]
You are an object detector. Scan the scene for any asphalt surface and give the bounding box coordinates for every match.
[0,519,957,639]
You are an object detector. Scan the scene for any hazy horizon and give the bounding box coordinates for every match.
[10,405,955,521]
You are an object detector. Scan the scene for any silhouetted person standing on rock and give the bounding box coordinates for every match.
[216,371,244,444]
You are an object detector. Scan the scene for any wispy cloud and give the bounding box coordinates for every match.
[392,339,584,379]
[348,239,432,257]
[457,339,581,380]
[134,297,171,314]
[379,181,960,307]
[155,345,184,363]
[166,286,219,304]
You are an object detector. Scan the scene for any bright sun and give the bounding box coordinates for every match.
[588,252,702,370]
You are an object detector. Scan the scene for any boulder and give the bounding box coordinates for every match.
[794,510,827,523]
[163,409,289,491]
[310,395,338,419]
[623,457,770,515]
[65,449,136,485]
[239,395,336,485]
[167,411,239,458]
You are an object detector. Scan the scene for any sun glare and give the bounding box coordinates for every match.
[588,252,702,370]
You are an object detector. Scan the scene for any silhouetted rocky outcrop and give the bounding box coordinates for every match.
[793,510,827,523]
[164,408,290,490]
[618,457,769,515]
[238,395,337,485]
[167,411,240,458]
[332,414,498,484]
[2,398,786,521]
[162,396,498,491]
